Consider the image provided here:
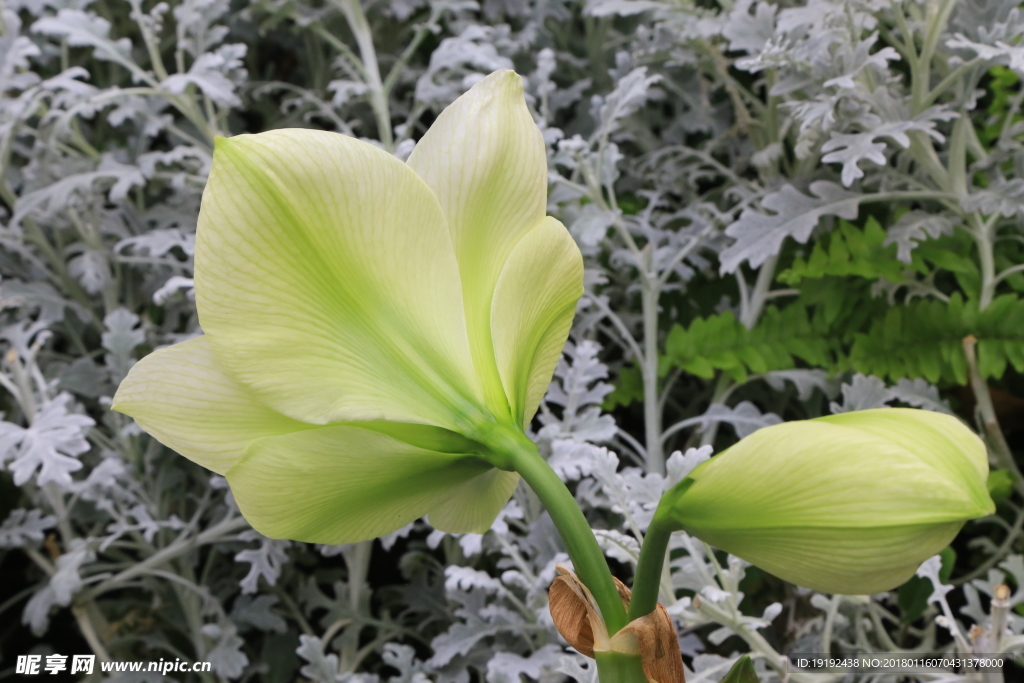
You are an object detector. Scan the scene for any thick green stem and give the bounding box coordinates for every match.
[499,430,629,634]
[481,426,653,681]
[595,652,648,682]
[626,518,673,622]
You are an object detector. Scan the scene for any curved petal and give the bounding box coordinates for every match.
[226,426,511,543]
[693,522,963,594]
[817,409,990,505]
[427,468,521,534]
[111,336,311,474]
[490,217,583,426]
[407,71,548,418]
[195,130,483,432]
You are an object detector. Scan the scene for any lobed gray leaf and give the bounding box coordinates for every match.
[884,211,956,263]
[0,508,56,548]
[0,393,93,488]
[719,181,862,273]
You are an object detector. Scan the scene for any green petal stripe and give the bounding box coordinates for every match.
[226,425,510,543]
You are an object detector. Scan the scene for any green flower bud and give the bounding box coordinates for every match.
[657,408,995,594]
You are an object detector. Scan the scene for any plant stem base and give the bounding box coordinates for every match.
[594,652,648,683]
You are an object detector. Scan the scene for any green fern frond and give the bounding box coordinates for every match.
[848,294,1024,384]
[663,305,836,383]
[778,218,917,285]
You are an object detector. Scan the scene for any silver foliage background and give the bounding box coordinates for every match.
[2,0,1024,680]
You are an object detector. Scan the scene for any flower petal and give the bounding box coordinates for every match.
[226,425,508,543]
[490,217,583,426]
[817,408,990,506]
[407,71,548,418]
[112,336,310,474]
[694,522,963,594]
[426,468,520,534]
[195,130,482,431]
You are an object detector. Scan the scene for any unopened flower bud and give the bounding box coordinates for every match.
[657,409,995,594]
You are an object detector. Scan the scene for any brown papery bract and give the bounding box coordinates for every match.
[548,564,685,683]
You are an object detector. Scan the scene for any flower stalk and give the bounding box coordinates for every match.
[625,514,673,623]
[593,653,648,683]
[481,426,650,681]
[498,429,628,634]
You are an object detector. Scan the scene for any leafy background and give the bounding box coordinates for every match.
[2,0,1024,680]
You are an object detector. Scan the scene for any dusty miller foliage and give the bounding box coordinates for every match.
[1,0,1024,680]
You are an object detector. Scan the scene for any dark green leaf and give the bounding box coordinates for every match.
[988,470,1017,505]
[720,655,759,683]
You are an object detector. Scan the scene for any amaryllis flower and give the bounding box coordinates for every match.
[114,71,583,544]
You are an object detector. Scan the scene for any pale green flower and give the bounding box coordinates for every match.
[113,71,583,544]
[657,408,995,594]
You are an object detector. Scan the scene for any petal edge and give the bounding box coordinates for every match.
[408,71,549,419]
[112,336,310,474]
[490,217,583,426]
